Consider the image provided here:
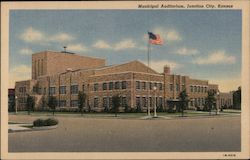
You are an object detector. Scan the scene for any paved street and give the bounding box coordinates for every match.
[9,115,240,152]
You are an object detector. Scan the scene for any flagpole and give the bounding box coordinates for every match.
[147,34,151,116]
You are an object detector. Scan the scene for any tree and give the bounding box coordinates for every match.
[112,95,121,117]
[78,91,86,116]
[179,89,189,117]
[48,96,57,116]
[233,86,241,109]
[26,94,35,115]
[205,90,216,115]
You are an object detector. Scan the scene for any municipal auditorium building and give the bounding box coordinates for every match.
[15,51,233,112]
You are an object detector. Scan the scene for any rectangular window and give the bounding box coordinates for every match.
[194,86,197,92]
[19,87,26,93]
[70,100,78,107]
[136,97,141,107]
[59,100,66,107]
[122,81,127,89]
[159,83,163,90]
[176,84,179,92]
[190,86,193,92]
[82,84,85,92]
[44,88,46,94]
[103,83,107,90]
[201,86,204,93]
[59,86,66,94]
[182,77,185,84]
[109,82,113,90]
[33,87,37,93]
[71,85,78,94]
[103,97,108,109]
[170,84,173,91]
[198,86,200,92]
[136,81,140,90]
[49,87,56,95]
[115,81,120,89]
[159,97,163,107]
[94,97,99,107]
[94,83,98,91]
[142,97,147,108]
[191,100,193,106]
[154,82,157,88]
[149,97,153,107]
[204,87,207,92]
[142,82,146,90]
[149,82,153,90]
[109,97,113,108]
[122,97,127,108]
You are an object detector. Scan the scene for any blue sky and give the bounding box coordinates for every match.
[9,10,241,92]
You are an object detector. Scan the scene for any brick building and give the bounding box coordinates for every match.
[15,51,233,112]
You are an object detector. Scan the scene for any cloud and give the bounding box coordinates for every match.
[20,27,44,42]
[153,27,182,42]
[92,39,146,51]
[176,47,199,55]
[67,43,88,52]
[93,40,112,49]
[193,50,236,65]
[114,39,136,51]
[20,48,33,55]
[9,65,31,88]
[141,59,181,73]
[49,33,74,42]
[20,27,74,43]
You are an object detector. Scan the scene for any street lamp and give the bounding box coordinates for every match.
[15,95,18,114]
[216,91,220,115]
[153,86,157,118]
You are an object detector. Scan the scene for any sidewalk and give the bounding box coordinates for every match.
[8,123,32,133]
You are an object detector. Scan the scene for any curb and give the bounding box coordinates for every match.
[33,125,58,130]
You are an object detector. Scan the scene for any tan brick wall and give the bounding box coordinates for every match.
[32,51,105,79]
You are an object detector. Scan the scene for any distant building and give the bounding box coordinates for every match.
[15,50,233,112]
[8,88,15,112]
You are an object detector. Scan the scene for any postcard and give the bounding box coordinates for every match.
[1,1,249,159]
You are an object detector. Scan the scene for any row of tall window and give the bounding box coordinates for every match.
[136,81,163,90]
[49,85,79,95]
[190,98,206,107]
[190,85,208,93]
[135,96,163,108]
[94,81,127,91]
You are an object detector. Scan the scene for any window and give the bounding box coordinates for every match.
[154,82,157,88]
[33,87,37,93]
[182,77,186,84]
[70,100,78,107]
[122,97,127,108]
[109,97,113,108]
[159,97,163,107]
[149,97,153,107]
[136,97,141,107]
[201,86,203,93]
[170,84,173,91]
[176,84,179,92]
[136,81,140,90]
[44,88,46,94]
[94,97,99,107]
[82,84,85,92]
[204,87,207,93]
[142,97,147,108]
[19,87,26,93]
[194,86,197,92]
[149,82,153,90]
[115,81,120,89]
[190,86,193,92]
[142,82,146,90]
[71,85,78,94]
[49,87,56,95]
[159,83,163,90]
[103,97,108,109]
[122,81,127,89]
[109,82,113,90]
[94,83,98,91]
[59,86,66,94]
[103,83,107,90]
[59,100,66,107]
[198,86,200,92]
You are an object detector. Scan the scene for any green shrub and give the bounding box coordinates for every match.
[33,118,58,127]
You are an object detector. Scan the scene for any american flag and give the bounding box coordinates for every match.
[148,32,164,45]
